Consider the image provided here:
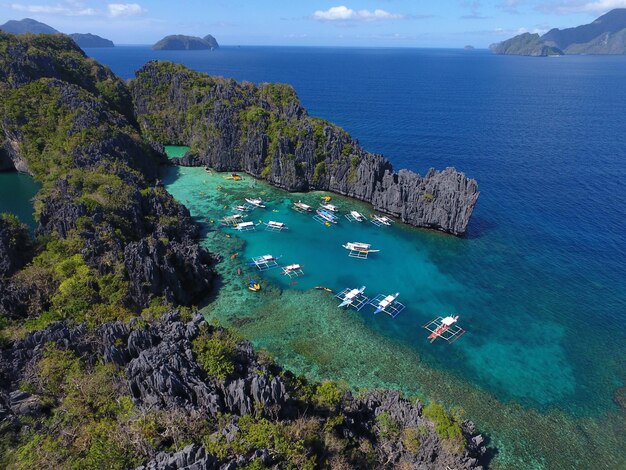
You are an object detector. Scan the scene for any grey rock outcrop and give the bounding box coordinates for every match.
[131,62,479,236]
[136,444,218,470]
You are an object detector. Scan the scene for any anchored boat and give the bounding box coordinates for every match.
[370,292,405,317]
[314,209,338,225]
[423,315,466,343]
[234,221,256,231]
[335,286,369,310]
[282,263,304,278]
[342,242,380,259]
[264,220,288,232]
[345,210,365,222]
[320,203,339,212]
[245,198,266,208]
[371,214,393,226]
[293,201,313,213]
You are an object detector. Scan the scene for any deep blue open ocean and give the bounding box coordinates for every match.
[64,46,626,467]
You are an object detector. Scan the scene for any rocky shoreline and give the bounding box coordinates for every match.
[131,62,479,236]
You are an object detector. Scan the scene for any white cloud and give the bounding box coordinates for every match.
[312,5,403,22]
[538,0,626,14]
[10,2,96,16]
[107,3,145,17]
[556,0,626,14]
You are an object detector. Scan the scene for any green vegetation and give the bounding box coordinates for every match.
[313,161,326,183]
[192,324,240,380]
[375,411,401,439]
[401,427,422,453]
[422,403,465,453]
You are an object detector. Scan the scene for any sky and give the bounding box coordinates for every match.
[1,0,625,47]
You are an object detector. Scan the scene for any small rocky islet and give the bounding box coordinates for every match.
[0,32,487,468]
[152,34,220,51]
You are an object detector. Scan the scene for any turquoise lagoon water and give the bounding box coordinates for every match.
[163,162,625,470]
[0,172,40,229]
[85,47,626,468]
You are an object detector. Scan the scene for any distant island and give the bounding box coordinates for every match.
[0,18,114,48]
[69,33,114,48]
[0,17,58,34]
[152,34,220,51]
[464,45,475,50]
[491,8,626,56]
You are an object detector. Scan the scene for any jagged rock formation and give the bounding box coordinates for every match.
[69,33,114,48]
[131,62,479,235]
[0,34,216,315]
[0,32,134,123]
[0,311,488,468]
[152,34,219,51]
[492,8,626,56]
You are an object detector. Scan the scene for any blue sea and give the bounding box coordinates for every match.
[74,46,626,467]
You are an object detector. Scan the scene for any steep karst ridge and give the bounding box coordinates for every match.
[492,8,626,56]
[130,61,479,236]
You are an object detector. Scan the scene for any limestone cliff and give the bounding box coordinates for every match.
[131,62,479,236]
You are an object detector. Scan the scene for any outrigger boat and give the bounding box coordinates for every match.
[370,292,405,318]
[250,254,282,271]
[342,242,380,259]
[335,286,369,310]
[371,214,393,226]
[245,198,266,208]
[320,203,338,212]
[315,209,338,224]
[221,214,245,226]
[345,210,365,222]
[234,205,249,212]
[292,201,313,213]
[234,221,256,231]
[423,315,466,344]
[264,220,288,232]
[282,263,304,278]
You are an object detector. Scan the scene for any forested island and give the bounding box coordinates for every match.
[491,8,626,56]
[0,17,114,48]
[0,32,486,469]
[153,34,220,50]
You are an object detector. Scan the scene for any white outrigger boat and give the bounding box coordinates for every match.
[320,203,338,212]
[250,254,281,271]
[370,292,405,318]
[423,315,466,344]
[221,214,246,226]
[342,242,380,259]
[233,205,250,212]
[264,220,288,232]
[335,286,369,311]
[371,214,393,227]
[234,221,256,231]
[345,210,365,222]
[292,201,312,213]
[314,209,338,225]
[282,263,304,278]
[245,198,266,208]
